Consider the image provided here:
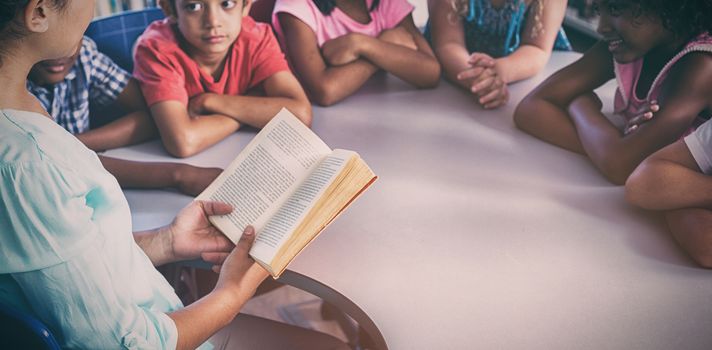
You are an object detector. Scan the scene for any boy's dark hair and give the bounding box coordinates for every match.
[311,0,380,15]
[161,0,248,16]
[0,0,69,66]
[603,0,712,39]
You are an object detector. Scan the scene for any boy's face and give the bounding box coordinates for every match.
[168,0,249,57]
[28,41,82,86]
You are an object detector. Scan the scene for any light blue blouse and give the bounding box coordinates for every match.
[0,109,181,349]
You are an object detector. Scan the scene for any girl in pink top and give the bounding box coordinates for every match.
[273,0,441,106]
[514,0,712,185]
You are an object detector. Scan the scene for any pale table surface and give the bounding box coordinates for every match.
[106,52,712,350]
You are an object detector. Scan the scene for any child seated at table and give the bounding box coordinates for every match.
[28,35,220,196]
[134,0,311,158]
[27,36,154,152]
[426,0,570,109]
[514,0,712,185]
[272,0,441,106]
[626,118,712,268]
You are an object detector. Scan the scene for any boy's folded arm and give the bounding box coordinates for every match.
[77,110,157,151]
[358,15,441,88]
[200,71,313,128]
[569,53,712,185]
[150,101,240,158]
[78,79,157,151]
[278,13,378,106]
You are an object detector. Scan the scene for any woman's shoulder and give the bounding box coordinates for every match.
[0,109,98,176]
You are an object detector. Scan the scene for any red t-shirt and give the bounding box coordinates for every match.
[133,16,289,106]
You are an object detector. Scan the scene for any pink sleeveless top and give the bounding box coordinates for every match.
[614,32,712,132]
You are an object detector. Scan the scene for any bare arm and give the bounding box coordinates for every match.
[77,79,157,151]
[99,156,221,196]
[190,71,312,128]
[427,0,473,89]
[278,12,379,106]
[150,100,240,158]
[493,0,566,83]
[134,201,269,350]
[356,14,441,88]
[626,140,712,210]
[625,140,712,268]
[513,41,614,153]
[567,53,712,185]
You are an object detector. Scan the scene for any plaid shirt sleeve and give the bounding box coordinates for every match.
[81,37,130,107]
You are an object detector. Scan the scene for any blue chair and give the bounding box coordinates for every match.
[0,302,60,350]
[85,7,166,72]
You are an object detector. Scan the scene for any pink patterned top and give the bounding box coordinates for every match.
[614,32,712,133]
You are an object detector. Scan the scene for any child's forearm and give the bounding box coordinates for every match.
[435,42,476,90]
[309,60,379,106]
[568,96,638,184]
[204,94,311,128]
[150,102,240,158]
[359,38,440,88]
[514,94,585,153]
[494,45,550,84]
[77,110,157,151]
[99,156,182,189]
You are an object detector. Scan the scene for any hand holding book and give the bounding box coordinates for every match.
[197,108,377,278]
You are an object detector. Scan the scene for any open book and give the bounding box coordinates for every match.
[196,108,377,278]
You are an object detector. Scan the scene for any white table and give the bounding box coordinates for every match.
[107,52,712,350]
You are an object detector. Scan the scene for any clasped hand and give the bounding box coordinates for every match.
[456,52,509,109]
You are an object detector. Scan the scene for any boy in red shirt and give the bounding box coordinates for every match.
[134,0,311,158]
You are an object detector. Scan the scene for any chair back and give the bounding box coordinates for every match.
[85,7,166,72]
[0,302,60,350]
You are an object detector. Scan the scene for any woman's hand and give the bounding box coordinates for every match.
[168,200,235,268]
[213,226,269,299]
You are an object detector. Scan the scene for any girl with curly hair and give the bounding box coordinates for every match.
[514,0,712,185]
[427,0,571,109]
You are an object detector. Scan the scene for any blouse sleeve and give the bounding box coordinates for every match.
[0,160,179,349]
[0,161,98,273]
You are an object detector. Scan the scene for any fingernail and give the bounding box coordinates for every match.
[244,226,254,236]
[644,112,652,118]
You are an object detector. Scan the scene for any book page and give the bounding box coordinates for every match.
[196,108,331,242]
[250,149,354,263]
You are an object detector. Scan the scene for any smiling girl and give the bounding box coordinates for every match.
[513,0,712,185]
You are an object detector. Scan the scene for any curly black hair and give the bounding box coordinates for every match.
[600,0,712,38]
[311,0,380,15]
